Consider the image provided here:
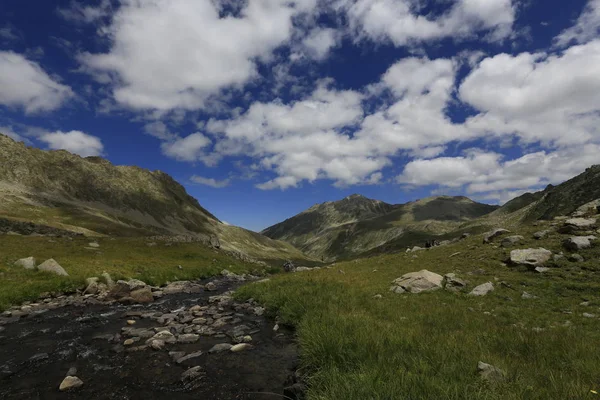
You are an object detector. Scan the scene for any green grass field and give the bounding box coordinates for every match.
[237,222,600,399]
[0,235,261,310]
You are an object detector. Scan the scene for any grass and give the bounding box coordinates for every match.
[0,235,262,311]
[236,221,600,399]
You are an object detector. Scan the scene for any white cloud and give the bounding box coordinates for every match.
[38,130,104,157]
[460,40,600,146]
[301,28,339,60]
[144,121,178,141]
[341,0,515,46]
[0,25,18,42]
[57,0,113,23]
[554,0,600,47]
[0,51,73,113]
[80,0,319,110]
[397,144,600,202]
[161,133,212,162]
[410,146,447,159]
[190,175,230,188]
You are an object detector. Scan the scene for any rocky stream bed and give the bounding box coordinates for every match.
[0,275,302,399]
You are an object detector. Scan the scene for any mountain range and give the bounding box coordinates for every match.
[2,132,599,263]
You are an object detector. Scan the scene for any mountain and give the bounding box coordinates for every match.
[262,194,499,261]
[0,134,311,263]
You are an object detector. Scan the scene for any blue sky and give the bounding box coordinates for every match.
[1,0,600,231]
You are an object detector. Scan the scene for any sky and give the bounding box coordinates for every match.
[1,0,600,232]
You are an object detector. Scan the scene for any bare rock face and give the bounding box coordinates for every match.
[37,259,68,276]
[390,270,444,294]
[509,248,552,268]
[483,228,510,244]
[14,257,36,270]
[563,236,596,251]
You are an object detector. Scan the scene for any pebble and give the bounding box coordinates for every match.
[230,343,252,352]
[59,376,84,391]
[127,320,136,325]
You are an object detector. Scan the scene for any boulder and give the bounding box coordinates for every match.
[509,248,552,268]
[559,218,597,234]
[568,254,584,262]
[14,257,36,270]
[469,282,494,296]
[444,273,466,292]
[500,235,524,248]
[130,287,154,303]
[84,277,100,295]
[563,236,596,251]
[390,270,444,294]
[230,343,252,352]
[209,343,233,353]
[101,272,115,289]
[37,259,68,276]
[483,229,510,244]
[283,261,295,272]
[477,361,505,383]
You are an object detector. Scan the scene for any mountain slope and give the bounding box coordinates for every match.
[262,194,498,260]
[0,134,312,263]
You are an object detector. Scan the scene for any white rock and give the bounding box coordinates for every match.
[230,343,252,352]
[37,259,68,276]
[510,248,552,267]
[59,376,83,391]
[469,282,494,296]
[390,270,443,294]
[14,257,36,270]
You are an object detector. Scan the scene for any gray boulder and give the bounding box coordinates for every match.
[563,236,596,251]
[14,257,36,270]
[500,235,524,248]
[390,270,443,294]
[559,218,597,234]
[37,259,68,276]
[483,229,510,244]
[130,287,154,303]
[469,282,494,296]
[163,281,203,295]
[568,254,584,262]
[509,248,552,268]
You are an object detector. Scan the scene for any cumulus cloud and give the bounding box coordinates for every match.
[341,0,515,46]
[0,51,73,113]
[80,0,319,110]
[190,175,230,188]
[554,0,600,47]
[398,145,600,202]
[38,130,104,157]
[300,28,339,60]
[460,40,600,146]
[161,133,212,162]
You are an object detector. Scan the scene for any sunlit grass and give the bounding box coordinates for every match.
[237,222,600,399]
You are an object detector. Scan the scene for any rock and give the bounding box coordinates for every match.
[209,343,233,353]
[563,236,596,251]
[534,267,549,273]
[509,248,552,268]
[230,343,252,352]
[150,340,165,350]
[559,218,597,234]
[126,279,147,291]
[14,257,36,270]
[163,281,203,295]
[176,351,203,364]
[130,287,154,303]
[568,254,584,262]
[444,273,466,292]
[146,331,176,344]
[30,353,49,362]
[59,376,84,391]
[373,294,383,299]
[123,339,135,346]
[294,267,312,272]
[84,277,100,295]
[205,282,217,291]
[477,361,505,383]
[390,270,443,294]
[66,367,77,377]
[283,260,295,272]
[88,242,100,248]
[178,334,199,343]
[253,307,265,316]
[37,259,68,276]
[483,228,510,244]
[469,282,494,296]
[533,230,551,240]
[500,235,524,247]
[101,272,115,288]
[169,351,186,361]
[583,313,596,318]
[408,246,425,252]
[181,366,204,389]
[553,254,565,262]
